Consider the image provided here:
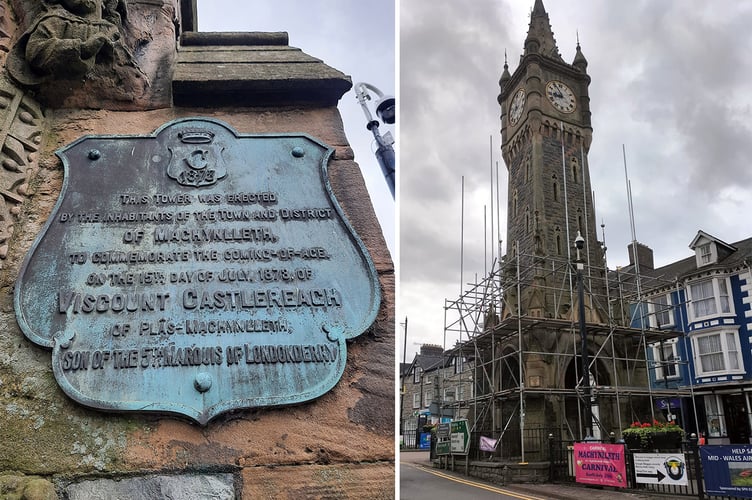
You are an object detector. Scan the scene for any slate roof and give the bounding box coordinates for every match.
[646,234,752,282]
[613,233,752,296]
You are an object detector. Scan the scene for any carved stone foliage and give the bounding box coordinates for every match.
[0,76,42,266]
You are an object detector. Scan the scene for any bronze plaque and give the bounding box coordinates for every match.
[15,118,380,424]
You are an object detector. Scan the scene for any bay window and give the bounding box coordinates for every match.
[691,328,742,376]
[688,277,732,321]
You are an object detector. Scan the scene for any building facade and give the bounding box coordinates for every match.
[640,231,752,444]
[400,344,473,447]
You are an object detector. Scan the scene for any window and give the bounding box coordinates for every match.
[688,277,733,321]
[525,209,530,233]
[705,394,726,437]
[413,367,421,384]
[571,157,579,183]
[454,355,464,374]
[692,329,742,376]
[456,383,473,401]
[699,244,712,265]
[443,389,455,402]
[423,391,432,407]
[412,393,420,409]
[651,340,679,379]
[552,175,559,202]
[649,294,673,328]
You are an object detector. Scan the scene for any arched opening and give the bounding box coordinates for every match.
[571,157,579,184]
[552,174,559,202]
[563,355,611,440]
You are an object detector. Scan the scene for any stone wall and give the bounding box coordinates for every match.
[0,2,394,499]
[433,458,550,485]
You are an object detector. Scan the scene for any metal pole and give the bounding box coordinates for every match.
[370,122,395,197]
[354,82,395,198]
[401,317,408,437]
[577,255,592,439]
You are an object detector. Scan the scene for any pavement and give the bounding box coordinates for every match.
[401,450,671,499]
[504,482,669,499]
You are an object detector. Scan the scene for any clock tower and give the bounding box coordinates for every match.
[499,0,605,321]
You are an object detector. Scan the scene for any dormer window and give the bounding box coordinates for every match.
[699,244,712,265]
[689,231,735,268]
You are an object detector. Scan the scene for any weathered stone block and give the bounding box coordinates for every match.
[64,474,235,500]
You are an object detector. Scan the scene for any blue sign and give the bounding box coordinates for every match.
[655,398,681,410]
[15,118,380,424]
[701,445,752,498]
[419,432,431,449]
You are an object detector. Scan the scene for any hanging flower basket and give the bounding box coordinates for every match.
[622,420,684,451]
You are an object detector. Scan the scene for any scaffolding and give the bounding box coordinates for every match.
[440,244,696,462]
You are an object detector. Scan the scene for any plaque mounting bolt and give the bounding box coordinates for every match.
[291,147,305,158]
[87,149,101,160]
[194,372,212,393]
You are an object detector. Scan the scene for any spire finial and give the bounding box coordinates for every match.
[525,0,562,60]
[573,30,588,71]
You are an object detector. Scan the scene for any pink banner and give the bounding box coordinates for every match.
[574,442,627,488]
[479,435,498,452]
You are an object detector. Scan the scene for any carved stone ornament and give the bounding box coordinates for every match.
[15,118,381,424]
[4,0,172,109]
[0,78,43,267]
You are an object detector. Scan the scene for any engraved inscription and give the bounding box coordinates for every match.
[15,118,380,424]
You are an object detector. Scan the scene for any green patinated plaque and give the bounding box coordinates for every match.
[15,118,380,424]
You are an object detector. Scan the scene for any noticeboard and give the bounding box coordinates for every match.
[701,445,752,498]
[450,419,470,455]
[15,118,380,425]
[633,453,688,486]
[573,442,627,488]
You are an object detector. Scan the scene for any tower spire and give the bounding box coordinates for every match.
[573,31,588,72]
[500,50,511,86]
[524,0,562,61]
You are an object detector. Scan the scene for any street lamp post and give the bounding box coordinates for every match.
[574,231,593,439]
[354,82,395,198]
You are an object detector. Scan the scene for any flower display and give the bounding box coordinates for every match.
[622,420,685,450]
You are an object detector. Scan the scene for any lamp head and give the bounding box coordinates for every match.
[376,96,396,124]
[574,232,585,251]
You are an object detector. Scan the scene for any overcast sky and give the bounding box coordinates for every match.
[400,0,752,361]
[196,1,395,255]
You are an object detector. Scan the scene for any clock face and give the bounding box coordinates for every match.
[509,88,526,125]
[546,80,576,113]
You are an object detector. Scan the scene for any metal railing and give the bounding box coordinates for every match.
[548,436,741,500]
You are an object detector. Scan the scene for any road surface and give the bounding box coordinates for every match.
[400,451,547,500]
